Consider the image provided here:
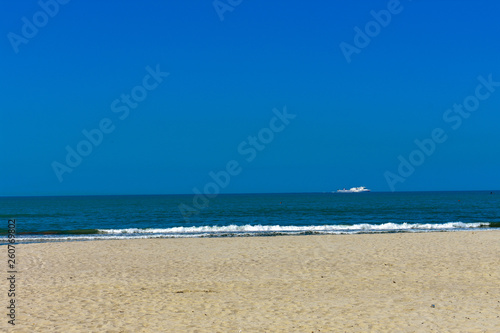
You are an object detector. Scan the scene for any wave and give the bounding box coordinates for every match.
[4,222,496,244]
[97,222,491,235]
[0,229,99,235]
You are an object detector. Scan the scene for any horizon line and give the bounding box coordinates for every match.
[0,189,498,198]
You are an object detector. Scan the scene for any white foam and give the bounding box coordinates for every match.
[97,222,488,235]
[9,222,491,244]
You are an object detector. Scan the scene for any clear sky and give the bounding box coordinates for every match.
[1,0,500,196]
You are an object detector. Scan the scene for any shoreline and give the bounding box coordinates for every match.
[2,231,500,332]
[5,225,499,246]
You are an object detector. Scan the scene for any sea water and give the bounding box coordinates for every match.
[1,191,499,244]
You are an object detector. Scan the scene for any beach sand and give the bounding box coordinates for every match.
[2,231,500,332]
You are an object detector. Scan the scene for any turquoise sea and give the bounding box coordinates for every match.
[1,191,499,244]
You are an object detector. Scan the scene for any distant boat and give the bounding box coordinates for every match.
[335,186,370,193]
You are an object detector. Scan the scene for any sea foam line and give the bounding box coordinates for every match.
[97,222,489,235]
[8,222,494,244]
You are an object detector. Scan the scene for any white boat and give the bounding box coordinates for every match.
[336,186,370,193]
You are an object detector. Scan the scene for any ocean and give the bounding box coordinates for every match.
[1,191,499,244]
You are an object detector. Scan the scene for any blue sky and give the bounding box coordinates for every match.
[1,0,499,196]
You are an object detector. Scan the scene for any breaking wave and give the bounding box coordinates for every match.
[9,222,496,244]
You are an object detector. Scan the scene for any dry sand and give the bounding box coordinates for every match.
[2,231,500,332]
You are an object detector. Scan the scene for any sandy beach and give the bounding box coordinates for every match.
[3,231,500,332]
